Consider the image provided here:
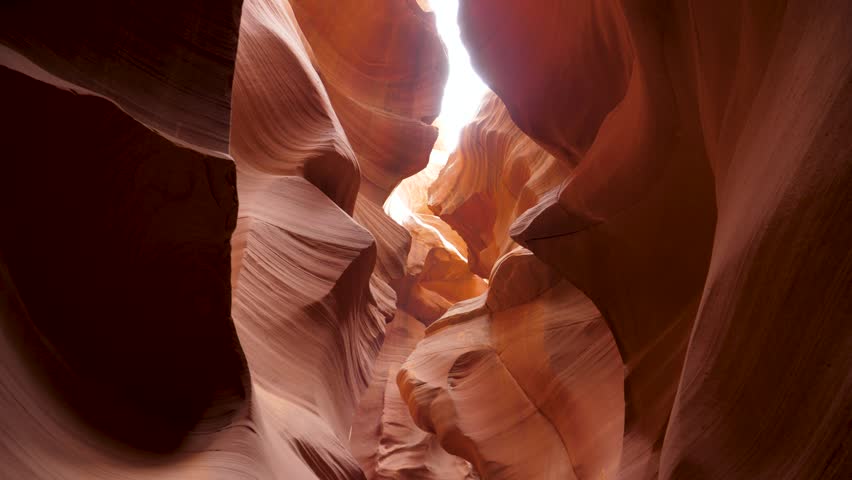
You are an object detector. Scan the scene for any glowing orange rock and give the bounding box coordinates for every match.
[399,249,624,479]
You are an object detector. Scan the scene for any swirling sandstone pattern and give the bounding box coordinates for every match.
[0,0,460,478]
[659,2,852,478]
[2,0,850,479]
[350,158,486,479]
[449,0,851,478]
[290,0,448,203]
[232,173,392,479]
[428,93,570,277]
[399,249,623,479]
[350,311,478,480]
[0,0,242,153]
[231,0,360,213]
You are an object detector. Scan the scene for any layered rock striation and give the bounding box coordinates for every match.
[429,0,852,478]
[1,0,850,479]
[398,249,624,479]
[0,0,463,478]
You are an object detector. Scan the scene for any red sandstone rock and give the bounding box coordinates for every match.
[231,0,360,212]
[0,0,453,477]
[0,63,250,476]
[0,0,243,153]
[429,92,570,277]
[457,0,852,478]
[399,249,623,480]
[2,0,850,479]
[350,311,477,480]
[659,2,852,478]
[233,173,392,479]
[290,0,448,203]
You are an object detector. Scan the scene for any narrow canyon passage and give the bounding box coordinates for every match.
[1,1,850,479]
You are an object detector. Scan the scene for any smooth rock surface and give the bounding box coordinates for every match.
[1,0,849,479]
[457,0,852,478]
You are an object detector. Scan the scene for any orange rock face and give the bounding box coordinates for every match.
[398,249,624,479]
[0,0,457,477]
[2,0,850,479]
[428,92,570,278]
[454,0,852,478]
[231,0,360,213]
[290,0,448,203]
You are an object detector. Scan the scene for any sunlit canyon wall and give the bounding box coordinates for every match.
[1,0,850,479]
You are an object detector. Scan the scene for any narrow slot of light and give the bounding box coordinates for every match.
[383,0,488,263]
[431,0,489,152]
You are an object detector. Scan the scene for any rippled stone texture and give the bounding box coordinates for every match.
[291,0,448,203]
[350,311,478,480]
[1,0,243,152]
[233,174,391,480]
[428,93,570,278]
[2,0,849,479]
[455,0,852,478]
[0,0,456,477]
[231,0,360,212]
[399,249,623,480]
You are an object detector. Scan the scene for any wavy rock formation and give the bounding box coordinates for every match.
[231,0,360,213]
[399,249,624,480]
[428,93,570,277]
[351,311,478,480]
[392,217,484,326]
[232,173,392,479]
[381,150,488,326]
[0,66,246,465]
[2,0,850,479]
[657,2,852,478]
[349,161,487,479]
[458,4,718,476]
[348,239,485,480]
[290,0,448,203]
[455,0,852,478]
[346,228,485,480]
[1,0,452,478]
[0,0,243,153]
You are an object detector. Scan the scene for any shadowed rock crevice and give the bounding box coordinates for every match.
[0,67,247,454]
[1,0,850,479]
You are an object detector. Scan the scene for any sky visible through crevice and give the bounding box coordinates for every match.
[383,0,488,254]
[431,0,489,152]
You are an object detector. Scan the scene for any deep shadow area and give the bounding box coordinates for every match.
[0,67,247,453]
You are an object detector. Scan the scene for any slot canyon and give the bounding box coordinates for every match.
[1,0,850,478]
